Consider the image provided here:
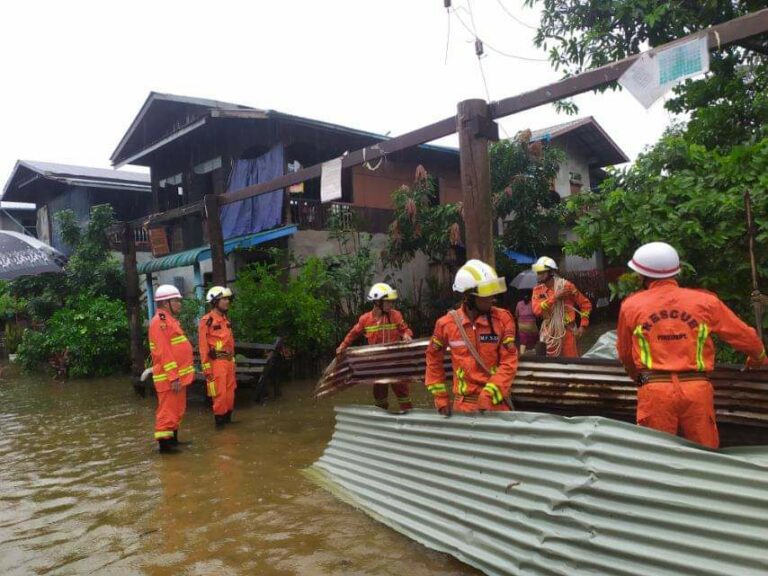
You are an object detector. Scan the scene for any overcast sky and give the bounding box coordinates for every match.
[0,0,676,192]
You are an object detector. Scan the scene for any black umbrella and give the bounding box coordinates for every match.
[0,231,66,280]
[510,269,539,290]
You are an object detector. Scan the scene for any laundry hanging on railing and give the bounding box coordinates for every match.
[220,144,284,240]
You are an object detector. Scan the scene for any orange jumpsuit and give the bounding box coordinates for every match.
[425,306,518,413]
[617,279,767,448]
[340,309,413,410]
[199,309,237,417]
[532,279,592,357]
[148,310,195,441]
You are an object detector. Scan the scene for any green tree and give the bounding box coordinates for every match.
[525,0,768,149]
[565,130,768,315]
[386,137,562,268]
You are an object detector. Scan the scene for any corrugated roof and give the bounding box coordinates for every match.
[137,225,297,274]
[2,160,150,202]
[310,406,768,576]
[530,116,629,167]
[17,160,149,184]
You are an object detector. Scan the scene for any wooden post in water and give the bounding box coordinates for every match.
[204,194,227,286]
[122,222,146,396]
[457,98,498,267]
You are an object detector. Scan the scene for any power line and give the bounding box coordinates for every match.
[495,0,538,31]
[444,7,451,65]
[451,4,548,63]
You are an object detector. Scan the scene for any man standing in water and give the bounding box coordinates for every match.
[148,285,195,453]
[337,282,414,412]
[199,286,237,428]
[425,260,518,414]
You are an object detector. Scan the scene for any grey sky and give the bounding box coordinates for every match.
[0,0,674,190]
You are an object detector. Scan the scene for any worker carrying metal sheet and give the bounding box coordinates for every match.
[199,286,237,428]
[148,284,196,453]
[531,256,592,357]
[337,282,414,412]
[617,242,768,448]
[425,260,518,415]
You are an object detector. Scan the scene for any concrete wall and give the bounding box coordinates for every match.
[289,230,430,301]
[551,135,592,199]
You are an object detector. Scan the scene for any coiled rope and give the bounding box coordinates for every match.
[540,277,567,357]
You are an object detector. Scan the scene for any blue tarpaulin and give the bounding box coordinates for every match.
[220,144,284,240]
[504,249,535,265]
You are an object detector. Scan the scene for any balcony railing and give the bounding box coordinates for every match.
[108,226,151,252]
[290,199,393,234]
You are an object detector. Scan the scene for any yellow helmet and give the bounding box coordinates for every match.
[206,285,233,304]
[532,256,558,273]
[368,282,398,301]
[453,259,507,297]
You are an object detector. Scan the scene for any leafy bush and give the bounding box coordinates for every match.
[17,297,129,377]
[4,323,24,355]
[16,329,51,371]
[178,297,203,345]
[230,257,333,358]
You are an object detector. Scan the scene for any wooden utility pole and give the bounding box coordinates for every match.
[744,190,764,341]
[204,193,227,285]
[457,99,499,266]
[121,222,146,396]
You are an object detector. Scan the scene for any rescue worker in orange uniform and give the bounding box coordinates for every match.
[199,286,237,428]
[617,242,768,448]
[425,260,518,414]
[148,284,196,453]
[337,282,414,411]
[531,256,592,357]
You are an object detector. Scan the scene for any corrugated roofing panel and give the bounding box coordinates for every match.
[310,406,768,576]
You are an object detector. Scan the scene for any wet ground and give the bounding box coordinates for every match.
[0,369,477,575]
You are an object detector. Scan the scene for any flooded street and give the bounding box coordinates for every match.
[0,370,476,575]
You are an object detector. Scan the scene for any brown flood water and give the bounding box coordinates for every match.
[0,370,477,575]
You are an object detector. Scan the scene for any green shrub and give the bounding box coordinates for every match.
[16,329,51,371]
[230,257,333,358]
[4,323,24,355]
[17,297,129,377]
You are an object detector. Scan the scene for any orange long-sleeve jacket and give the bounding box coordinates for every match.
[339,309,413,349]
[148,310,195,392]
[532,279,592,327]
[198,309,235,377]
[617,279,767,379]
[425,306,518,408]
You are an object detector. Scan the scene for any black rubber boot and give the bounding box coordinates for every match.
[215,415,226,428]
[158,439,179,453]
[224,411,232,424]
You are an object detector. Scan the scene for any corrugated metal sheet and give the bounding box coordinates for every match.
[310,406,768,576]
[315,339,768,430]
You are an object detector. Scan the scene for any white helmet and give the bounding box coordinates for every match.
[368,282,398,301]
[453,259,507,297]
[628,242,680,278]
[532,256,558,273]
[206,285,233,303]
[155,284,182,302]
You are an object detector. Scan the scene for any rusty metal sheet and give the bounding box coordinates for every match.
[315,339,768,429]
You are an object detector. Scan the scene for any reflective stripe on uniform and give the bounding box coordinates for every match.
[215,340,223,351]
[431,337,444,349]
[633,325,653,369]
[154,431,174,439]
[456,367,468,395]
[202,362,211,370]
[163,361,178,371]
[427,382,447,395]
[153,373,168,382]
[170,335,188,345]
[364,323,398,333]
[484,382,503,405]
[540,301,550,311]
[178,366,195,377]
[502,336,515,346]
[149,342,156,351]
[696,323,710,372]
[207,380,217,396]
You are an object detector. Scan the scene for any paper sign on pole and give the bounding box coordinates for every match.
[619,36,710,109]
[320,157,343,203]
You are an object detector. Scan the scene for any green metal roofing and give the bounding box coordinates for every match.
[137,225,297,274]
[311,407,768,576]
